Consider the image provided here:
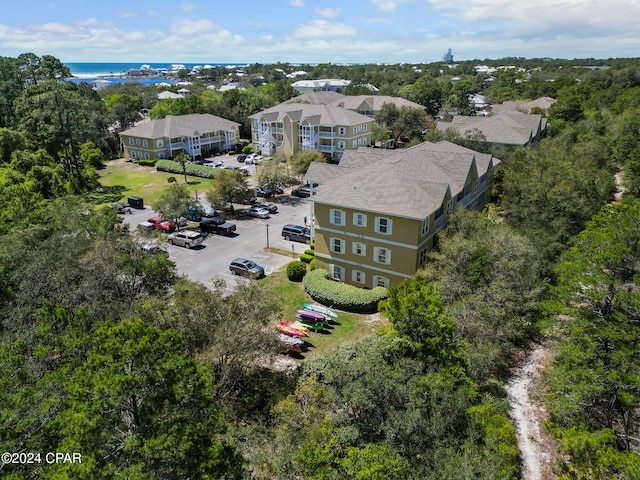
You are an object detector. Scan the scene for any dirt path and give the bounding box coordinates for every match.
[506,341,557,480]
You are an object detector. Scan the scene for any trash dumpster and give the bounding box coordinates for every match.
[128,196,144,209]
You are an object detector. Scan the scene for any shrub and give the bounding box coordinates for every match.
[286,261,307,282]
[242,145,253,154]
[304,249,315,257]
[303,269,388,313]
[309,243,315,250]
[167,176,176,183]
[309,259,316,270]
[300,254,314,264]
[138,159,157,166]
[156,160,219,179]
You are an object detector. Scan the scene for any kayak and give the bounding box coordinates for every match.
[281,321,311,334]
[296,309,328,323]
[276,333,304,353]
[275,323,307,338]
[293,320,324,331]
[303,303,339,319]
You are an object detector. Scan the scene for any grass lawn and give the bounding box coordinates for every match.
[87,159,215,208]
[265,270,390,360]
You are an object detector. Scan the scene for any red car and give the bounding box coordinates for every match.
[148,216,176,232]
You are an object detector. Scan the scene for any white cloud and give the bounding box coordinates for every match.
[290,0,305,7]
[314,7,342,18]
[181,2,198,13]
[291,20,358,38]
[369,0,414,12]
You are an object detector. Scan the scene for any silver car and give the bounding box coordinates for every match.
[245,206,270,219]
[167,231,204,248]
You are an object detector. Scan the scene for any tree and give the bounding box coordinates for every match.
[174,152,191,183]
[206,169,254,210]
[257,157,299,193]
[450,79,476,115]
[407,74,445,116]
[154,183,192,227]
[288,149,326,176]
[104,93,142,130]
[374,103,432,143]
[78,141,104,168]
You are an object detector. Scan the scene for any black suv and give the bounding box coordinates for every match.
[282,224,311,244]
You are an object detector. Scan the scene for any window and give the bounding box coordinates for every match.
[375,217,392,235]
[352,242,366,256]
[353,126,357,134]
[446,199,453,215]
[338,141,345,149]
[338,127,346,135]
[353,212,367,227]
[352,140,358,148]
[330,209,345,226]
[352,270,365,284]
[363,124,368,132]
[156,139,164,148]
[143,139,148,147]
[330,237,345,254]
[358,125,363,132]
[159,153,165,159]
[421,216,430,235]
[419,247,428,266]
[136,138,141,145]
[144,153,150,160]
[374,275,389,288]
[129,138,135,145]
[130,151,136,158]
[331,264,344,281]
[374,247,390,265]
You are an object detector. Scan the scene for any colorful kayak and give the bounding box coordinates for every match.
[281,321,311,334]
[296,309,328,323]
[275,323,307,338]
[303,303,339,319]
[294,319,325,331]
[276,333,304,352]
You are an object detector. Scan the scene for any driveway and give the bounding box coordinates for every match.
[121,195,313,293]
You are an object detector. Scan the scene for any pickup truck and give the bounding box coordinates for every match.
[200,217,237,235]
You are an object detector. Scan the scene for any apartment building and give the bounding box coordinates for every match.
[119,113,240,160]
[249,104,373,162]
[305,141,500,288]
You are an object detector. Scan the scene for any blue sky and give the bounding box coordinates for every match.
[1,0,639,64]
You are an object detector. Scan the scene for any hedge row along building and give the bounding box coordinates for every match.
[304,141,500,288]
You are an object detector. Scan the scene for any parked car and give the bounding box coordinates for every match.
[291,186,315,198]
[281,224,311,244]
[238,167,251,176]
[140,243,169,256]
[110,202,132,214]
[167,231,204,249]
[200,217,237,235]
[148,216,176,232]
[200,204,217,218]
[229,258,265,278]
[245,206,270,219]
[236,154,247,163]
[182,205,202,222]
[256,187,273,198]
[252,202,277,213]
[245,154,263,164]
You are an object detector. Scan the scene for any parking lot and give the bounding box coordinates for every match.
[121,193,314,293]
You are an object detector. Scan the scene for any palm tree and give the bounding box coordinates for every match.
[174,152,191,183]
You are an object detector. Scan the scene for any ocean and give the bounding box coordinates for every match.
[64,62,247,87]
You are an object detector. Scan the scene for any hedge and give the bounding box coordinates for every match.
[303,269,388,313]
[303,249,315,256]
[309,259,316,270]
[300,254,314,264]
[138,159,157,166]
[155,160,220,179]
[286,261,307,282]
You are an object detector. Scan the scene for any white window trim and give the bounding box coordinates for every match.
[374,246,391,265]
[331,264,345,282]
[373,275,390,289]
[352,270,365,284]
[421,216,430,236]
[338,127,346,135]
[129,138,134,145]
[330,208,345,226]
[353,212,367,227]
[375,217,393,235]
[338,141,345,149]
[330,237,345,254]
[352,242,366,256]
[353,126,357,134]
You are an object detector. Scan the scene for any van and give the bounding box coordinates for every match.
[282,224,311,244]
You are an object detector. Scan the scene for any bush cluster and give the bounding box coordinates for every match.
[300,254,314,264]
[309,259,316,270]
[138,159,157,166]
[303,269,388,313]
[286,261,307,282]
[155,160,219,179]
[303,249,315,256]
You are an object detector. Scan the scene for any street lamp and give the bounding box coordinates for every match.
[266,223,270,249]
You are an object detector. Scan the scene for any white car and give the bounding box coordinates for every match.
[167,231,204,248]
[245,154,263,164]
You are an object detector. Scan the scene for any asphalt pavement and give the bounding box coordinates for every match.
[120,194,313,293]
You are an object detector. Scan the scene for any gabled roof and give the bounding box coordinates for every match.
[120,113,240,139]
[492,97,556,114]
[157,90,182,100]
[308,141,500,219]
[250,104,373,127]
[329,95,426,112]
[436,112,545,146]
[283,91,346,105]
